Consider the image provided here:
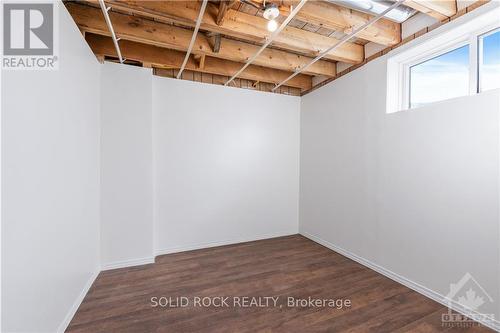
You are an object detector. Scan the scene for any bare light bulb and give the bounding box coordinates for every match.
[267,19,278,32]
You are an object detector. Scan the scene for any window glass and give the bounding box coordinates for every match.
[409,45,470,109]
[480,29,500,92]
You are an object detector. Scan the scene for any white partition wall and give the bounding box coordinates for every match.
[153,78,301,254]
[1,4,101,332]
[100,62,154,269]
[97,71,301,261]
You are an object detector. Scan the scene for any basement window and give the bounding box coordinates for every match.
[386,6,500,113]
[409,44,470,109]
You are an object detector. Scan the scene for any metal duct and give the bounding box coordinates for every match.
[327,0,416,23]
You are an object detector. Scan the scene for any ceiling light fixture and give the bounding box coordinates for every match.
[263,3,280,32]
[267,19,278,32]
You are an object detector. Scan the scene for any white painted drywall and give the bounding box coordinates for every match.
[1,4,101,333]
[153,78,300,253]
[100,62,154,269]
[300,6,500,323]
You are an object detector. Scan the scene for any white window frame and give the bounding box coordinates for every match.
[387,4,500,113]
[478,26,500,93]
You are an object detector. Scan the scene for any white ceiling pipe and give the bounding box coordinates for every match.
[98,0,124,63]
[328,0,415,23]
[225,0,308,86]
[272,0,405,92]
[177,0,209,79]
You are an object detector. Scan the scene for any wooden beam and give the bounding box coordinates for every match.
[194,54,206,69]
[94,1,364,63]
[249,0,401,46]
[405,0,457,19]
[86,33,312,90]
[154,68,301,95]
[216,0,235,25]
[206,32,221,53]
[67,3,336,76]
[225,0,308,87]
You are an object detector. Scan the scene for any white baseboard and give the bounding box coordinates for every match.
[300,231,500,332]
[57,269,99,333]
[101,256,155,271]
[102,232,297,268]
[155,231,297,256]
[57,257,153,331]
[55,233,296,332]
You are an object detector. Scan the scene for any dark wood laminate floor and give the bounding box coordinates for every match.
[67,235,493,333]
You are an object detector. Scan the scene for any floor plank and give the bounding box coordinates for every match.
[67,235,493,332]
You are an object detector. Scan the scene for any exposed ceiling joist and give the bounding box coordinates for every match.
[216,0,236,25]
[405,0,457,20]
[97,0,364,63]
[67,3,336,77]
[225,0,308,86]
[273,0,405,91]
[86,33,313,90]
[247,0,401,46]
[194,54,206,69]
[206,32,221,53]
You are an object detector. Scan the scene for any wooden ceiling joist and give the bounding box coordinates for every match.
[96,0,364,63]
[225,0,308,86]
[86,33,312,90]
[246,0,401,46]
[273,0,405,91]
[405,0,457,20]
[216,0,236,25]
[154,68,301,95]
[206,32,221,53]
[67,3,336,77]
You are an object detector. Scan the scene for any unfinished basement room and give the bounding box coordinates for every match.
[1,0,500,332]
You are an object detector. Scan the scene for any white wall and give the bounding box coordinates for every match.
[100,62,154,269]
[98,68,301,264]
[1,4,101,333]
[300,6,500,326]
[153,78,300,253]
